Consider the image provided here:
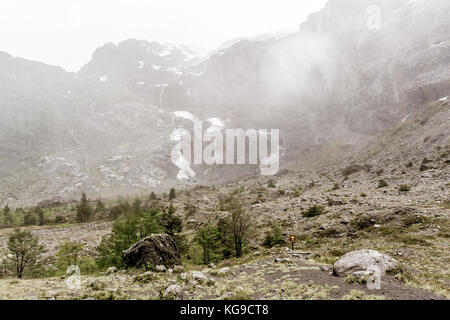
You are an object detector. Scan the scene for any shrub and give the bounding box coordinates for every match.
[292,186,303,197]
[377,179,389,188]
[316,228,339,238]
[267,180,276,188]
[352,215,376,230]
[263,224,286,248]
[399,185,411,193]
[302,205,326,218]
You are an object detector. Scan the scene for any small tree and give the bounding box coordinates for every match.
[169,188,177,201]
[56,241,84,269]
[94,200,106,217]
[217,218,234,259]
[23,212,37,226]
[36,207,44,226]
[225,195,251,258]
[0,250,9,277]
[2,205,12,226]
[149,192,158,201]
[162,203,182,237]
[7,229,43,278]
[76,193,93,223]
[132,198,142,214]
[195,224,220,265]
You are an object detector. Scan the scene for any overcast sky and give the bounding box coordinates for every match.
[0,0,327,72]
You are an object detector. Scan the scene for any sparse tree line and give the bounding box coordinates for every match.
[0,187,264,279]
[0,187,178,228]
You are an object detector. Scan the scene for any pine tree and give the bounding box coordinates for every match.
[132,198,142,214]
[36,207,44,226]
[162,203,182,237]
[94,199,105,217]
[149,192,157,201]
[3,205,10,225]
[195,224,220,265]
[76,193,92,223]
[169,188,176,201]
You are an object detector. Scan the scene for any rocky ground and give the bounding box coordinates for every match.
[0,250,445,300]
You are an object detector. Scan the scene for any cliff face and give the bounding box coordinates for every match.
[189,0,450,135]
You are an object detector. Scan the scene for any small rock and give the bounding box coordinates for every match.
[106,267,118,275]
[209,263,217,269]
[218,267,231,275]
[164,285,182,298]
[173,265,185,273]
[180,272,188,280]
[191,271,208,281]
[155,265,167,272]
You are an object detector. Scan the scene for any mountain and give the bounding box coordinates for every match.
[0,0,449,206]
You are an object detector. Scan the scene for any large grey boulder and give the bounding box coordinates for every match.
[122,234,180,268]
[333,250,398,277]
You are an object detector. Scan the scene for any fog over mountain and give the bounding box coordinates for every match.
[0,0,449,206]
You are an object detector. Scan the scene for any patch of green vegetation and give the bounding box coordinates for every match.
[302,205,326,218]
[263,224,286,248]
[292,186,303,197]
[352,215,376,230]
[377,179,389,188]
[316,228,339,238]
[342,290,385,300]
[267,180,276,188]
[395,234,433,247]
[399,185,411,193]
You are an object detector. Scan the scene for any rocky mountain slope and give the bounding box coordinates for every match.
[1,0,449,206]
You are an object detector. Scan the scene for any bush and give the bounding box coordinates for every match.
[352,215,376,230]
[302,205,326,218]
[377,179,389,188]
[399,185,411,193]
[263,224,286,248]
[292,186,302,197]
